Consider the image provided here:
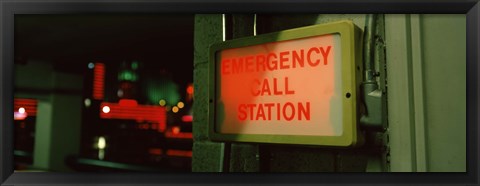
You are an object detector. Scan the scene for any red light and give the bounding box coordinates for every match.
[14,98,37,116]
[119,99,138,107]
[99,102,167,132]
[93,63,105,100]
[120,82,133,89]
[182,115,193,123]
[186,84,194,102]
[157,123,163,132]
[216,34,338,136]
[148,148,163,155]
[186,84,194,95]
[166,150,192,157]
[165,131,193,139]
[172,126,180,134]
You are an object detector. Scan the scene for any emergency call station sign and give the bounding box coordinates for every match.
[209,21,362,147]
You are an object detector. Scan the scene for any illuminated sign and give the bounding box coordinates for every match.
[92,63,105,100]
[14,98,38,120]
[209,21,363,146]
[99,101,167,132]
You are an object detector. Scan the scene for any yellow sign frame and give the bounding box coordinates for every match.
[208,21,363,147]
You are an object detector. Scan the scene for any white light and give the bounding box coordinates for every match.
[117,90,124,97]
[254,14,257,36]
[222,14,226,41]
[88,62,95,69]
[18,107,26,114]
[102,106,110,113]
[84,98,91,107]
[98,137,106,149]
[14,112,27,120]
[98,149,105,160]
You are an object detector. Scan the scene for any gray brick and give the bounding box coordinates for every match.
[192,141,225,172]
[229,143,259,172]
[193,64,209,141]
[336,152,368,172]
[268,146,335,172]
[194,14,222,65]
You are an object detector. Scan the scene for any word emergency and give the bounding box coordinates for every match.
[222,46,331,75]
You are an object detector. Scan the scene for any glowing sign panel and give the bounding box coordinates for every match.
[209,21,362,146]
[99,102,167,132]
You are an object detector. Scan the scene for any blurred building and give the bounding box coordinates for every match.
[13,15,194,172]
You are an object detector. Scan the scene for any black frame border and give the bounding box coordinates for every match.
[1,0,478,185]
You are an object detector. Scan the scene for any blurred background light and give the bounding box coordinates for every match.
[18,107,26,114]
[159,99,166,106]
[172,106,179,113]
[102,106,110,113]
[177,101,184,109]
[84,98,91,108]
[97,136,106,150]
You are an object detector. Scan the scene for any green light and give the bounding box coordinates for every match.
[124,73,132,80]
[131,61,139,70]
[146,78,180,106]
[159,99,166,106]
[118,70,137,82]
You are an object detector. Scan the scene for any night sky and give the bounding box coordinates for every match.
[14,14,194,86]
